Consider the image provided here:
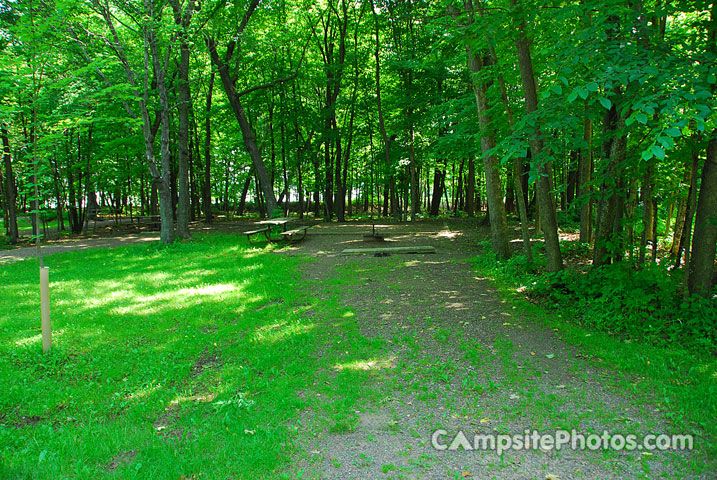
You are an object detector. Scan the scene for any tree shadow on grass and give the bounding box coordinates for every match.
[0,232,391,478]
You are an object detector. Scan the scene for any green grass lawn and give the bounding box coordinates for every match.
[0,233,384,479]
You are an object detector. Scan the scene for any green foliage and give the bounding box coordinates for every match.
[531,262,716,351]
[476,238,717,352]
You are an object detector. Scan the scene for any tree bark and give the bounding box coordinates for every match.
[171,0,194,239]
[147,6,176,245]
[370,0,397,221]
[465,46,510,259]
[593,115,627,266]
[430,166,444,216]
[208,39,278,216]
[94,0,175,243]
[688,136,717,297]
[484,34,532,261]
[513,2,562,271]
[1,124,18,243]
[465,153,476,217]
[205,1,280,216]
[670,163,691,256]
[203,72,215,222]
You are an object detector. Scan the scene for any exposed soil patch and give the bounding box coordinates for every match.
[106,450,136,471]
[13,414,44,428]
[190,347,222,378]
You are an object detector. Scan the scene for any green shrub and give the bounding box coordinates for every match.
[530,262,716,351]
[476,240,716,352]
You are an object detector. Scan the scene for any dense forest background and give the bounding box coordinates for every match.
[1,0,716,302]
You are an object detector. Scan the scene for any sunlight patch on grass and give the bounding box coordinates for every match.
[169,392,217,406]
[178,283,237,296]
[13,329,67,347]
[334,356,396,372]
[14,333,42,347]
[0,233,389,478]
[124,385,161,402]
[435,230,460,239]
[252,321,315,344]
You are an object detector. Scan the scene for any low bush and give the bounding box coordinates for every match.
[475,241,717,352]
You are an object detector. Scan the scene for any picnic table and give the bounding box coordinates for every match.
[133,215,161,231]
[257,217,292,231]
[243,217,313,243]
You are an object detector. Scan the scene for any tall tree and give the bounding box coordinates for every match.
[171,0,196,239]
[451,1,510,259]
[512,0,563,271]
[207,0,285,217]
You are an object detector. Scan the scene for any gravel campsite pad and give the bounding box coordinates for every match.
[286,219,706,479]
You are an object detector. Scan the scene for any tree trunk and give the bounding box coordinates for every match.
[465,47,510,258]
[148,18,176,245]
[430,166,444,216]
[207,37,278,216]
[238,171,252,216]
[688,136,717,297]
[370,0,397,221]
[671,163,691,256]
[203,72,215,222]
[593,117,627,266]
[639,166,654,264]
[1,124,18,243]
[409,122,418,221]
[465,154,476,217]
[173,1,193,239]
[513,2,562,271]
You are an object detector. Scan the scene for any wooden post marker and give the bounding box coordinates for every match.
[40,266,51,352]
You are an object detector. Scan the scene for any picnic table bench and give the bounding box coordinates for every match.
[243,218,313,243]
[278,225,313,242]
[243,226,271,243]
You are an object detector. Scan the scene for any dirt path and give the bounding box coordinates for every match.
[0,233,161,263]
[290,219,699,479]
[0,220,249,263]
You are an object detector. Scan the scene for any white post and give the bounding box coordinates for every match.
[40,266,51,352]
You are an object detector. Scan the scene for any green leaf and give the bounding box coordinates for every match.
[657,136,674,150]
[664,127,681,138]
[708,74,716,85]
[567,89,578,103]
[578,88,589,100]
[625,116,636,127]
[586,82,599,92]
[641,149,654,161]
[650,145,666,160]
[550,85,563,95]
[599,97,612,110]
[697,118,706,132]
[636,113,648,125]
